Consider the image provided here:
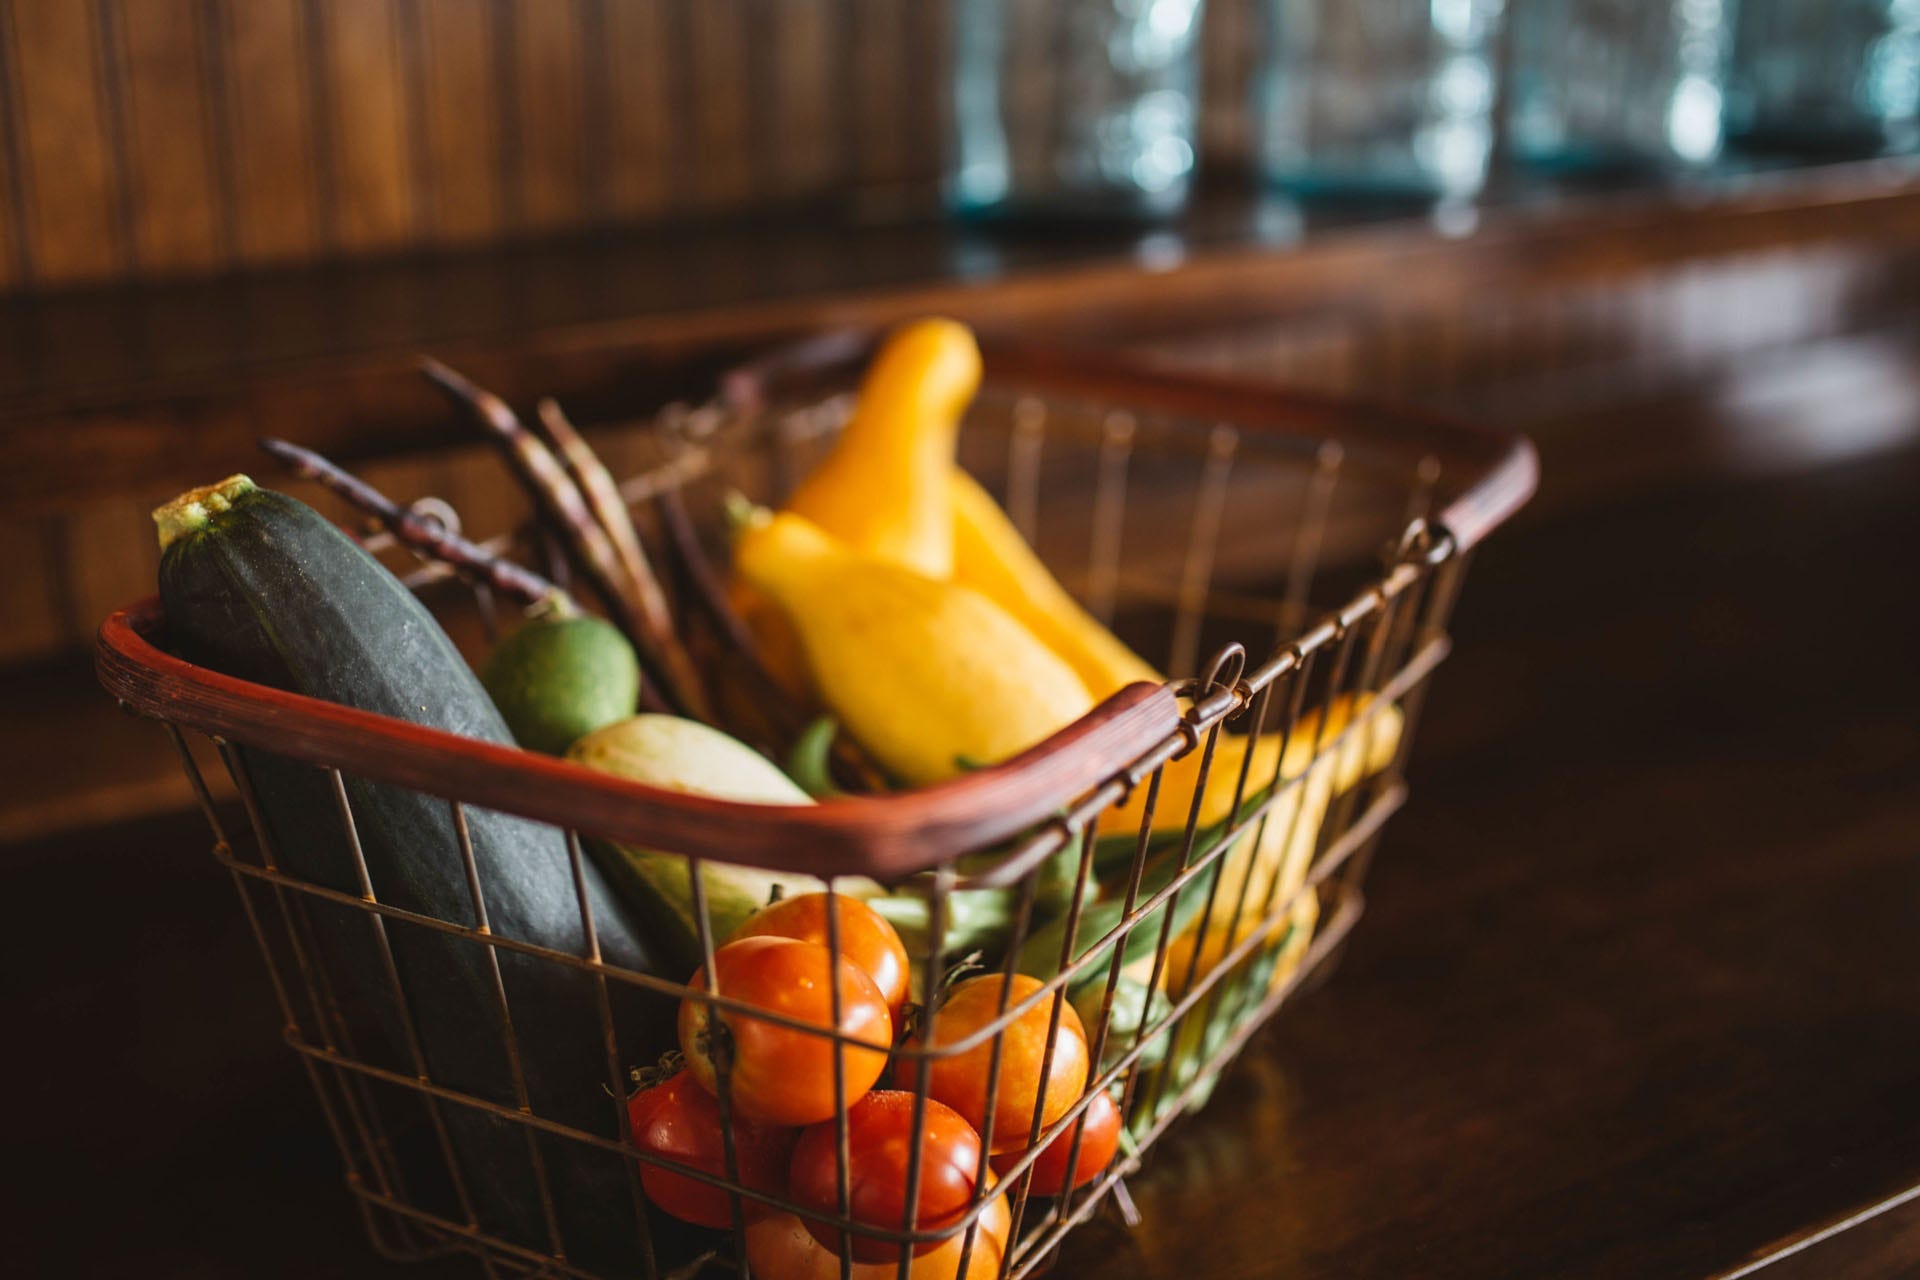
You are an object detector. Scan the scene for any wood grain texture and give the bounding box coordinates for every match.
[849,0,909,188]
[685,0,752,209]
[221,0,319,263]
[116,0,223,273]
[766,0,836,198]
[509,0,583,231]
[417,0,500,244]
[601,0,670,220]
[0,513,65,661]
[318,0,413,251]
[1203,0,1255,164]
[0,2,22,288]
[7,0,123,282]
[0,0,1284,288]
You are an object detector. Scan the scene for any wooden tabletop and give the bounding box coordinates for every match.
[10,323,1920,1280]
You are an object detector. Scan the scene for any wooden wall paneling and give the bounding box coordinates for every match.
[1203,0,1256,170]
[0,0,24,287]
[766,0,836,199]
[510,0,586,231]
[913,0,952,191]
[1002,0,1054,194]
[0,513,70,661]
[116,0,224,274]
[220,0,320,265]
[418,0,503,244]
[574,0,613,221]
[603,0,673,221]
[64,494,160,652]
[851,0,910,189]
[318,0,414,252]
[6,0,125,283]
[687,0,754,209]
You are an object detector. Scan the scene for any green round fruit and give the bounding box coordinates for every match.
[481,613,641,755]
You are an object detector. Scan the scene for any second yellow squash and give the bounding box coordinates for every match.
[733,511,1096,787]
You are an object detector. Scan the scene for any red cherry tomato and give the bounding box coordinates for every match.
[898,974,1090,1152]
[731,891,912,1018]
[624,1071,796,1228]
[788,1090,984,1261]
[679,936,893,1127]
[990,1088,1121,1196]
[745,1189,1009,1280]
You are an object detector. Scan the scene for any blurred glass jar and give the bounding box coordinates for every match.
[1252,0,1505,201]
[1507,0,1734,172]
[1725,0,1920,155]
[949,0,1206,221]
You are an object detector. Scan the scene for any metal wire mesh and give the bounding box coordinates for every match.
[122,368,1482,1280]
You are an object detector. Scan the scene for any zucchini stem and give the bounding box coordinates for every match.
[153,474,256,550]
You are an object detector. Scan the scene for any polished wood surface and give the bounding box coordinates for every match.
[12,291,1920,1276]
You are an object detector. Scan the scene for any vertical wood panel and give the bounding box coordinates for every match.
[0,515,69,661]
[850,0,908,187]
[8,0,124,282]
[320,0,413,250]
[65,495,160,650]
[768,0,833,199]
[0,1,25,287]
[222,0,319,263]
[603,0,671,220]
[419,0,501,244]
[574,0,612,221]
[911,0,951,190]
[687,0,752,208]
[511,0,584,230]
[1203,0,1257,169]
[0,0,1213,289]
[118,0,222,273]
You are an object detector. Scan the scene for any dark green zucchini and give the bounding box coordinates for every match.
[155,476,670,1267]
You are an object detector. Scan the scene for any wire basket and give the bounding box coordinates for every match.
[96,340,1535,1280]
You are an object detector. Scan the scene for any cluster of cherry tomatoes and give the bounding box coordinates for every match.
[626,892,1123,1278]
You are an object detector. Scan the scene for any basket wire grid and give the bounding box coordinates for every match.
[97,346,1533,1280]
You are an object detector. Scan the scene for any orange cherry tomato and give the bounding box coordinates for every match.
[746,1177,1011,1280]
[678,936,892,1127]
[788,1090,983,1261]
[624,1071,796,1228]
[730,892,912,1018]
[989,1088,1121,1197]
[898,974,1090,1152]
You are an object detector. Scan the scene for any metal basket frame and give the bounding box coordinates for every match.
[97,342,1535,1280]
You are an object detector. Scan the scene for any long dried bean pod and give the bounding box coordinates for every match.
[258,437,561,610]
[418,358,710,719]
[535,396,706,703]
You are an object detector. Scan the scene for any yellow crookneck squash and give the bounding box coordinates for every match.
[950,468,1162,697]
[740,317,982,700]
[732,510,1095,787]
[785,316,983,577]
